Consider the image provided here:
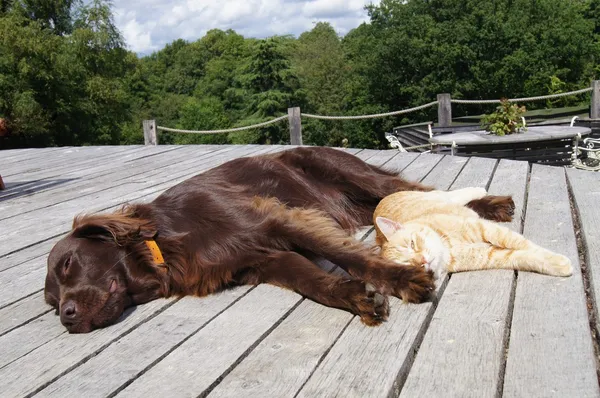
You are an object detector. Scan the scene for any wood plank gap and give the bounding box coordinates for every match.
[289,227,379,397]
[415,154,445,183]
[100,288,257,398]
[198,299,305,398]
[0,289,46,336]
[485,159,501,190]
[0,308,52,339]
[0,249,48,273]
[387,274,452,396]
[567,174,600,386]
[0,285,45,311]
[446,156,470,189]
[23,297,183,398]
[0,232,63,265]
[292,316,355,398]
[0,328,67,372]
[495,162,530,398]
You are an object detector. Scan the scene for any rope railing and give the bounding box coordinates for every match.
[450,87,593,104]
[300,101,439,120]
[143,82,600,146]
[156,115,288,134]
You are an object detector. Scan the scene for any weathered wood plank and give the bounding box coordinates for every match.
[451,156,498,189]
[418,154,468,187]
[336,147,362,155]
[0,238,57,272]
[0,146,200,203]
[503,164,599,397]
[1,145,183,187]
[115,285,301,398]
[294,153,466,398]
[0,147,85,172]
[0,146,158,201]
[0,298,174,397]
[400,158,528,397]
[567,168,600,331]
[400,153,444,182]
[353,149,381,161]
[0,255,49,307]
[209,300,353,398]
[364,149,401,167]
[35,289,251,398]
[1,147,63,164]
[0,146,221,220]
[0,292,49,336]
[0,311,66,369]
[1,146,139,177]
[381,152,420,174]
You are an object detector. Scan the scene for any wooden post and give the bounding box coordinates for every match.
[591,80,600,119]
[143,120,157,145]
[437,93,452,131]
[288,107,302,145]
[0,174,5,190]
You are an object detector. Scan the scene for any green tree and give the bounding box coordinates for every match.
[0,0,133,147]
[232,38,304,144]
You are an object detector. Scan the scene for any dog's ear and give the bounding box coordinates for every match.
[72,213,156,245]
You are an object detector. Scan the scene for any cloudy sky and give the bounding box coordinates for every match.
[111,0,380,55]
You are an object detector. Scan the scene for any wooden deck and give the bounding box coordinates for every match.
[1,144,599,398]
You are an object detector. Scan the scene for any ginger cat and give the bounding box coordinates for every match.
[373,187,573,279]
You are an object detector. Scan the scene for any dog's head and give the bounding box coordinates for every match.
[45,211,164,333]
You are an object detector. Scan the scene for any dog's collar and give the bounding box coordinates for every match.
[145,240,167,272]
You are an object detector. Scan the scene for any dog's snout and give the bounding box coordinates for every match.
[60,300,78,323]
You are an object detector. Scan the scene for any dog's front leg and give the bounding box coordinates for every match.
[238,251,389,326]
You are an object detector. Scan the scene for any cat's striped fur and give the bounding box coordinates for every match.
[373,188,573,279]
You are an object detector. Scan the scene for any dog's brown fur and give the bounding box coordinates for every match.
[45,147,514,333]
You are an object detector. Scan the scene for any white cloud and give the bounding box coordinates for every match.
[111,0,380,55]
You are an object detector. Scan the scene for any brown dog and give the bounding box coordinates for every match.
[45,147,514,333]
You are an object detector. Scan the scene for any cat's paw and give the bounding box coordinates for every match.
[354,283,390,326]
[547,254,573,277]
[467,195,515,222]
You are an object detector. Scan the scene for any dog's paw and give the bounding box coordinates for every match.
[397,266,436,303]
[354,283,390,326]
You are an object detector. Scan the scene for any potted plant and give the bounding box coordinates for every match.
[481,98,527,136]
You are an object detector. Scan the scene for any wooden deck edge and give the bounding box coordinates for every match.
[566,171,600,385]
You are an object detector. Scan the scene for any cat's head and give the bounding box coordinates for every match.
[375,216,446,279]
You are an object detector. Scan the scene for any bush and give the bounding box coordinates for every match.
[481,99,527,136]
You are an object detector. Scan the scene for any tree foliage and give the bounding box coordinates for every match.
[1,0,599,149]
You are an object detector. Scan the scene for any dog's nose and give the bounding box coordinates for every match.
[60,300,78,322]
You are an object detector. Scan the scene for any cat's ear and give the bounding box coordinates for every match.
[375,216,403,241]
